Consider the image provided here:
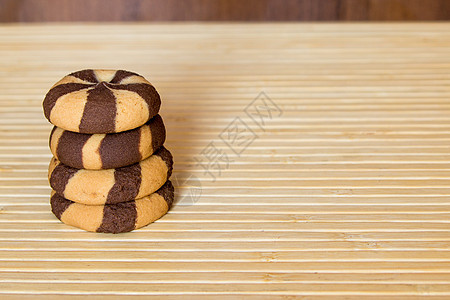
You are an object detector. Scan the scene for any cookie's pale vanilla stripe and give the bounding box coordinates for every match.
[65,167,116,204]
[49,127,63,160]
[139,123,152,157]
[136,153,170,198]
[81,134,106,169]
[112,88,150,133]
[49,89,89,132]
[50,180,174,234]
[94,70,116,82]
[49,115,166,169]
[60,198,105,232]
[120,75,151,85]
[134,192,170,229]
[51,75,91,87]
[43,69,161,134]
[49,146,173,205]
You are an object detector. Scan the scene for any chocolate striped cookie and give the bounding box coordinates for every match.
[43,69,161,134]
[50,114,166,170]
[49,146,173,205]
[51,180,174,233]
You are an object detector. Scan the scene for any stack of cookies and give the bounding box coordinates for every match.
[42,69,174,233]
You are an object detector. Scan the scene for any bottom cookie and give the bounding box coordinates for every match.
[51,181,174,233]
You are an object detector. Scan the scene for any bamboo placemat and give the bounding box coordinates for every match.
[0,23,449,298]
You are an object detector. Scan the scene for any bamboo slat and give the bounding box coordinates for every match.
[0,23,449,298]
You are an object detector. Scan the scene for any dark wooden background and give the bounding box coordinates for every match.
[1,0,450,22]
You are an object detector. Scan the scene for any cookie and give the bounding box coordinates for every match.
[49,146,173,205]
[51,180,174,233]
[43,69,161,134]
[49,114,165,170]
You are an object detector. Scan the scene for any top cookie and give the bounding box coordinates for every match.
[43,69,161,134]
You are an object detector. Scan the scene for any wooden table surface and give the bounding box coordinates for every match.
[0,23,450,299]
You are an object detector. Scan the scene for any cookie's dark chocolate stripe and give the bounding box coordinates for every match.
[109,83,161,117]
[99,126,141,169]
[106,164,142,204]
[155,146,174,178]
[43,83,93,119]
[49,162,78,199]
[110,70,139,84]
[150,115,166,152]
[97,201,137,233]
[79,82,117,133]
[56,130,91,169]
[50,193,73,220]
[70,69,98,83]
[156,180,175,208]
